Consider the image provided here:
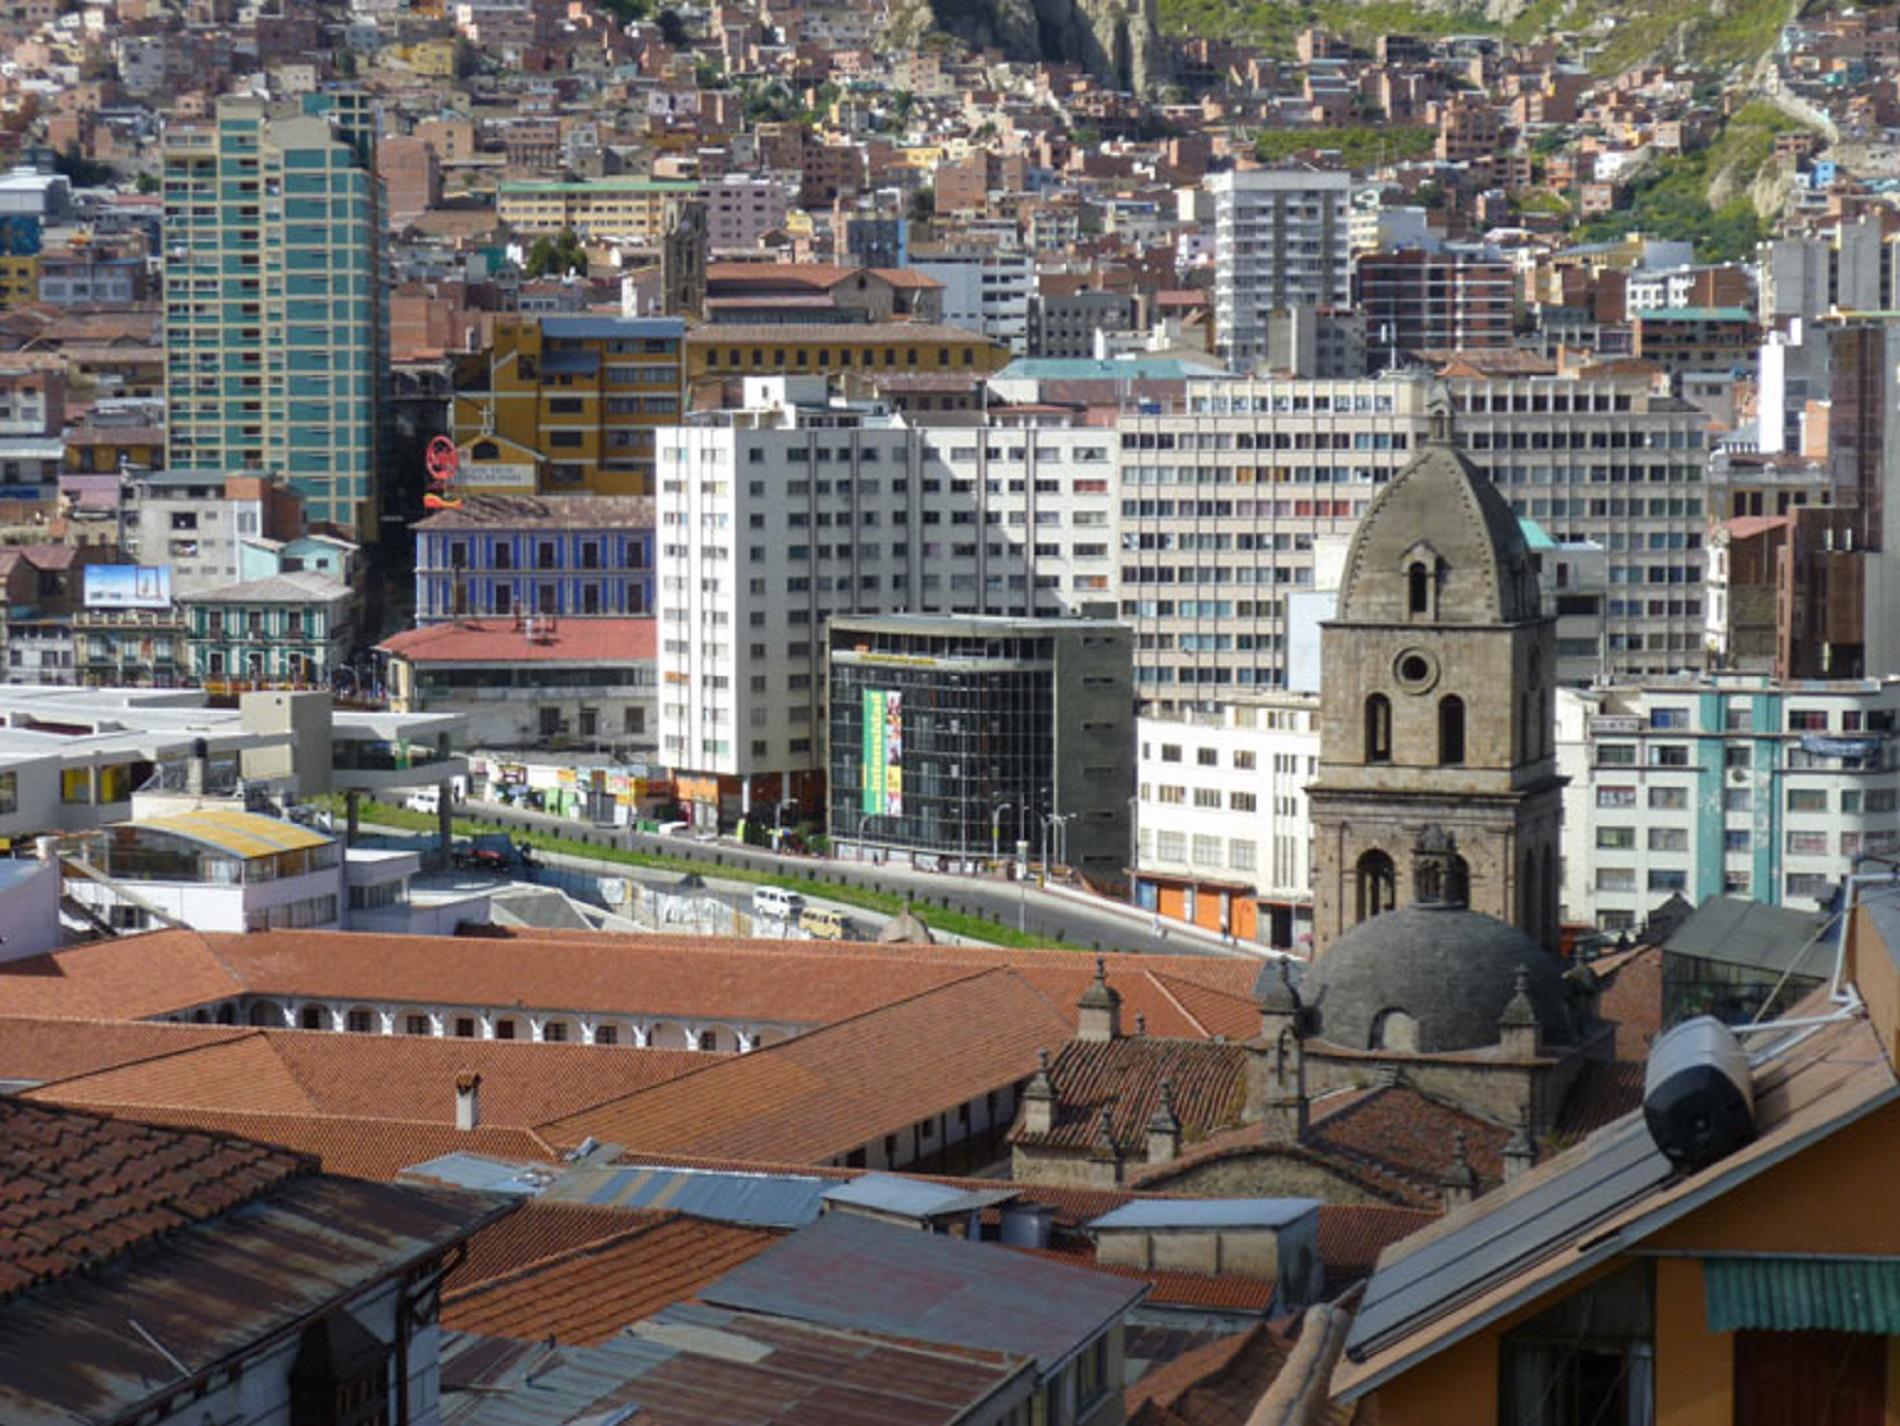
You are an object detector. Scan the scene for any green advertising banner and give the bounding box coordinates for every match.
[861,689,903,817]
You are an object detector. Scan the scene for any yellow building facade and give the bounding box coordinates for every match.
[496,178,697,240]
[450,315,685,497]
[685,322,1010,396]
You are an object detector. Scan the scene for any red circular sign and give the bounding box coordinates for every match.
[425,435,459,483]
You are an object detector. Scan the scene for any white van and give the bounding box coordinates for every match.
[752,886,805,921]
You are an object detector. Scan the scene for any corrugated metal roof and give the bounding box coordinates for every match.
[1704,1256,1900,1334]
[402,1152,565,1196]
[701,1212,1148,1373]
[1089,1198,1320,1232]
[820,1172,1019,1218]
[0,1174,511,1426]
[540,1164,832,1227]
[140,809,334,859]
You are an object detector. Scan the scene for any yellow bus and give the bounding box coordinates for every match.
[799,906,849,941]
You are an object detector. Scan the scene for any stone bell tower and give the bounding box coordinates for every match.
[1306,406,1565,955]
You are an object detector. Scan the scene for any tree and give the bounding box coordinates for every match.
[524,229,588,277]
[656,7,688,45]
[907,187,934,224]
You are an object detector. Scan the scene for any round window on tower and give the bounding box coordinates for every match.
[1393,649,1439,694]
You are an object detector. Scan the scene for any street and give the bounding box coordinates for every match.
[440,799,1252,959]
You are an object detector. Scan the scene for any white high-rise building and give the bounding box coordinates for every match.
[1557,677,1900,933]
[1208,170,1353,367]
[911,251,1034,354]
[655,379,1119,828]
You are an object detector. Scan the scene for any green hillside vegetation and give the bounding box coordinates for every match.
[1159,0,1788,71]
[1156,0,1495,57]
[1254,125,1436,167]
[1573,100,1806,263]
[1502,0,1794,71]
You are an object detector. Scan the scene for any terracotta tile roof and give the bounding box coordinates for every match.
[1013,1036,1248,1156]
[1315,1204,1438,1295]
[197,929,994,1027]
[1304,1085,1509,1204]
[1127,1324,1284,1424]
[377,617,657,665]
[410,493,655,531]
[0,930,246,1020]
[1595,943,1664,1060]
[441,1210,781,1345]
[0,928,1260,1057]
[542,968,1073,1161]
[51,1104,560,1181]
[449,1200,676,1291]
[1130,1086,1510,1212]
[1552,1057,1646,1143]
[0,1098,309,1300]
[22,1024,707,1130]
[0,1016,251,1084]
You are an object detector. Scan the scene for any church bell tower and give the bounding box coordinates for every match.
[1306,407,1565,955]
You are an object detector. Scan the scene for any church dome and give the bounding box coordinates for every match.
[1306,902,1573,1053]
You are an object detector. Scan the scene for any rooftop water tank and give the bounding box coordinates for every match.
[1643,1015,1755,1172]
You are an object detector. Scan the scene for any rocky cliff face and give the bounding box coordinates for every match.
[887,0,1168,93]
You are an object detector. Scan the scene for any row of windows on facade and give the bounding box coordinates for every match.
[699,345,983,368]
[1595,868,1858,901]
[1597,744,1895,771]
[1597,784,1900,814]
[1596,826,1897,858]
[442,585,649,616]
[442,541,646,570]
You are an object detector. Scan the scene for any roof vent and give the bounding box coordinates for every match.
[1643,1016,1754,1172]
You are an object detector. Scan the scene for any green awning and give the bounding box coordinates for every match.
[1704,1257,1900,1334]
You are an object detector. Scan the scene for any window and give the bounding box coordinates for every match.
[1160,743,1182,763]
[595,1025,618,1045]
[1598,786,1637,808]
[1439,695,1466,765]
[1408,560,1429,615]
[1724,787,1753,812]
[1197,748,1218,766]
[1597,867,1636,891]
[1648,869,1687,891]
[1193,788,1221,808]
[1648,786,1688,810]
[1788,709,1830,731]
[345,1009,374,1033]
[454,1017,476,1038]
[1596,744,1637,766]
[1787,872,1833,901]
[1500,1262,1653,1426]
[1597,827,1635,849]
[543,1021,569,1042]
[698,1030,718,1051]
[495,1019,517,1040]
[1787,831,1831,855]
[404,1014,430,1035]
[1789,789,1828,813]
[1365,694,1392,764]
[1647,827,1687,852]
[1230,791,1257,812]
[1649,707,1689,729]
[1356,849,1396,923]
[1724,745,1751,770]
[1649,745,1690,768]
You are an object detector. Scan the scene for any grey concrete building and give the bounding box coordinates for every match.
[825,613,1133,883]
[1026,290,1140,359]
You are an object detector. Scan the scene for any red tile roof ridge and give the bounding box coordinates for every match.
[17,1023,274,1090]
[1141,968,1212,1038]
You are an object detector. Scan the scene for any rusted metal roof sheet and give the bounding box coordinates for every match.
[700,1212,1148,1374]
[438,1303,1035,1426]
[0,1174,514,1426]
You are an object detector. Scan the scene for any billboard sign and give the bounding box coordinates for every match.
[861,688,904,817]
[83,564,172,611]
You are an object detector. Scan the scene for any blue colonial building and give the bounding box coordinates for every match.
[412,494,654,624]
